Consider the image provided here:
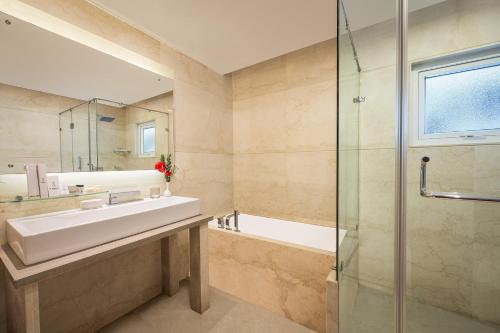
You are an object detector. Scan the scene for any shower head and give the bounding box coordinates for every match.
[98,115,115,122]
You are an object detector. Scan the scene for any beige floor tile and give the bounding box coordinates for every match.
[99,283,313,333]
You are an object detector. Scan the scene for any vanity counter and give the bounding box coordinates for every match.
[1,214,212,333]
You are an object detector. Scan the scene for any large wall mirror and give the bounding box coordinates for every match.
[0,12,174,174]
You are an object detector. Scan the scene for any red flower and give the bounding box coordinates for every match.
[165,170,172,177]
[155,161,166,173]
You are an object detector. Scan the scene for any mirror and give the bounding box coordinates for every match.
[0,13,174,174]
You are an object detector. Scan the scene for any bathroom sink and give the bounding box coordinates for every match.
[7,196,200,265]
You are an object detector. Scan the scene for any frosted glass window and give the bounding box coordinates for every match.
[143,127,155,154]
[424,64,500,135]
[138,121,155,156]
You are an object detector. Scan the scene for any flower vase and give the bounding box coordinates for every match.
[164,181,172,197]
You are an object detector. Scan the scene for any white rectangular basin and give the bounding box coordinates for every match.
[7,196,200,265]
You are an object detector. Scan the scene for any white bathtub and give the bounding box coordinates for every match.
[209,213,346,254]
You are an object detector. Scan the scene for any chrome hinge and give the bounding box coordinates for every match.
[353,96,366,103]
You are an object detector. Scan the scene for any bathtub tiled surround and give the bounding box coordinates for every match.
[232,39,337,227]
[326,271,338,333]
[209,227,335,333]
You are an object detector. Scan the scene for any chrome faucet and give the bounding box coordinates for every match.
[224,210,240,232]
[108,190,142,205]
[217,216,225,229]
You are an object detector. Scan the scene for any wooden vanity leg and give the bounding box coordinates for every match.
[189,222,209,313]
[24,283,40,333]
[6,277,40,333]
[161,234,180,296]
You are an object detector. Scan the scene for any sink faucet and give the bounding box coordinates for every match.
[108,190,142,205]
[224,210,240,232]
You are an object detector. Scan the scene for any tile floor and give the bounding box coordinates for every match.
[99,283,314,333]
[350,286,500,333]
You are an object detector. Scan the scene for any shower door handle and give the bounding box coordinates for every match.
[420,156,500,203]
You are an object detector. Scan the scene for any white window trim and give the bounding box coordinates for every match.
[410,53,500,147]
[137,121,156,157]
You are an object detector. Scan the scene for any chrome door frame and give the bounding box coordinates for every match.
[394,0,408,332]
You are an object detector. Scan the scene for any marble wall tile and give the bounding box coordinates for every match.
[173,152,233,215]
[286,39,336,89]
[209,228,335,333]
[0,84,84,173]
[234,151,336,227]
[233,152,288,219]
[359,67,396,150]
[285,151,336,226]
[470,145,500,324]
[232,39,337,226]
[286,80,337,152]
[175,80,233,154]
[233,57,288,101]
[455,0,500,50]
[358,148,395,292]
[233,91,288,154]
[407,1,460,63]
[0,83,79,115]
[353,18,397,72]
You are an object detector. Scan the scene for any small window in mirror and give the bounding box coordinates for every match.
[138,121,156,156]
[411,51,500,146]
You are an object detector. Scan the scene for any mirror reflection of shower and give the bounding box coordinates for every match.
[59,97,170,172]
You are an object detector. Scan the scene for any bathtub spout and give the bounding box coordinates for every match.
[224,210,240,232]
[217,216,225,229]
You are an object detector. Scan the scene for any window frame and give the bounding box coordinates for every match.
[137,121,156,157]
[410,52,500,147]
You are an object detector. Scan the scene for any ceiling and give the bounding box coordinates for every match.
[90,0,337,74]
[0,13,173,105]
[90,0,446,75]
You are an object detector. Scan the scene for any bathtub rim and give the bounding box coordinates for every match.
[208,224,337,257]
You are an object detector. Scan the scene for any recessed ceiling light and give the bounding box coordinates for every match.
[5,19,12,25]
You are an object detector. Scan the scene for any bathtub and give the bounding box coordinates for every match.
[208,214,346,333]
[208,214,346,253]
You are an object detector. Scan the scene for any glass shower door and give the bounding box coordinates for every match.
[59,109,73,172]
[336,1,360,331]
[72,101,91,172]
[405,0,500,332]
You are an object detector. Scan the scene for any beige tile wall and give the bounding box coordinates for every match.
[355,0,500,324]
[0,84,82,173]
[232,39,337,227]
[0,0,233,331]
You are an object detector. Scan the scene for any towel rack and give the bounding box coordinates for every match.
[420,156,500,203]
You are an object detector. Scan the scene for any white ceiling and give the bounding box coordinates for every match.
[0,13,173,105]
[90,0,446,75]
[90,0,337,74]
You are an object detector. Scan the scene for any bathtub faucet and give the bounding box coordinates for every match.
[224,210,240,232]
[217,216,225,229]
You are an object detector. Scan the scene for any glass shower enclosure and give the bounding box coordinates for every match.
[337,0,500,332]
[59,99,100,172]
